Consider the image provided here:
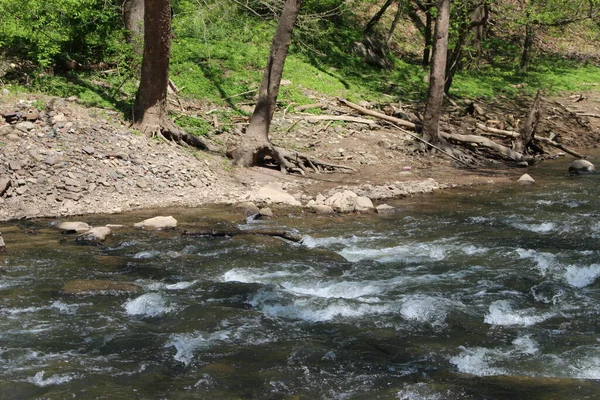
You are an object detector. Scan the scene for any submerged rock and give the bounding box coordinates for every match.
[134,216,178,230]
[568,159,595,175]
[76,226,111,243]
[55,221,91,233]
[61,279,141,295]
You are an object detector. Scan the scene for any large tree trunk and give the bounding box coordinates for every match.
[520,23,535,74]
[233,0,303,168]
[133,0,209,149]
[422,0,450,146]
[122,0,145,55]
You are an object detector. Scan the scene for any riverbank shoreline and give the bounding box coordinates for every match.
[1,91,597,223]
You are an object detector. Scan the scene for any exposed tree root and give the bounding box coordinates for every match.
[137,118,213,151]
[232,140,356,174]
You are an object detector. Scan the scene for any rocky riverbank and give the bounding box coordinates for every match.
[0,92,453,222]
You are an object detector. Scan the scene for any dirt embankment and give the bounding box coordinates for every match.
[0,90,599,222]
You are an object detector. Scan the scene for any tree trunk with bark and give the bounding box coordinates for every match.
[122,0,145,55]
[133,0,209,149]
[422,0,450,146]
[232,0,303,168]
[386,1,404,47]
[520,24,535,74]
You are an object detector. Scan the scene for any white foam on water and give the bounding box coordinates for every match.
[49,301,78,315]
[512,335,539,355]
[143,280,198,291]
[339,242,447,263]
[280,280,382,300]
[301,234,384,249]
[133,250,161,259]
[397,383,450,400]
[166,330,231,365]
[512,222,556,233]
[123,293,173,317]
[249,288,393,322]
[450,346,510,377]
[567,354,600,379]
[27,371,76,387]
[221,268,303,284]
[564,264,600,288]
[484,300,554,326]
[515,248,557,276]
[400,295,457,327]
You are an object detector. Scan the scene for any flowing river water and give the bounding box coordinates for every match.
[2,156,600,399]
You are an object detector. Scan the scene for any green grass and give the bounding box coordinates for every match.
[3,0,600,134]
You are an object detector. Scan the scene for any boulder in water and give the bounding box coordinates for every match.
[568,159,595,174]
[55,221,91,233]
[76,226,111,243]
[134,216,177,230]
[0,233,5,252]
[517,174,535,185]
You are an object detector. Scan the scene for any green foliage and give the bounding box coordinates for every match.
[0,0,129,67]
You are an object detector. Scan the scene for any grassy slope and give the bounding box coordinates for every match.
[5,3,600,137]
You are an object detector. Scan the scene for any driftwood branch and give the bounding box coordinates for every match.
[475,123,519,138]
[552,100,589,127]
[183,229,303,242]
[337,98,419,130]
[536,136,585,158]
[298,114,376,126]
[441,132,532,162]
[515,90,542,153]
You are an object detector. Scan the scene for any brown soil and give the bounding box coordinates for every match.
[0,89,599,222]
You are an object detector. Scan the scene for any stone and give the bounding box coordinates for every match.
[236,202,260,214]
[375,204,395,213]
[324,190,358,213]
[61,279,141,295]
[15,121,35,132]
[82,146,95,155]
[77,226,111,242]
[354,196,374,211]
[55,221,91,233]
[44,156,58,166]
[310,204,334,214]
[517,174,535,185]
[15,186,28,195]
[8,160,22,171]
[251,186,302,207]
[259,207,274,218]
[568,159,596,175]
[0,178,10,196]
[134,216,178,230]
[0,233,4,252]
[0,125,14,136]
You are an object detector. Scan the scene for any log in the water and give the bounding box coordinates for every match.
[183,229,303,242]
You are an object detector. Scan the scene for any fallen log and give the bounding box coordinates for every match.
[441,132,532,163]
[536,136,585,158]
[295,103,326,112]
[575,112,600,119]
[183,229,303,242]
[337,98,419,130]
[298,114,376,126]
[475,123,519,138]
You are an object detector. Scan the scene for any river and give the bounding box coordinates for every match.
[1,156,600,399]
